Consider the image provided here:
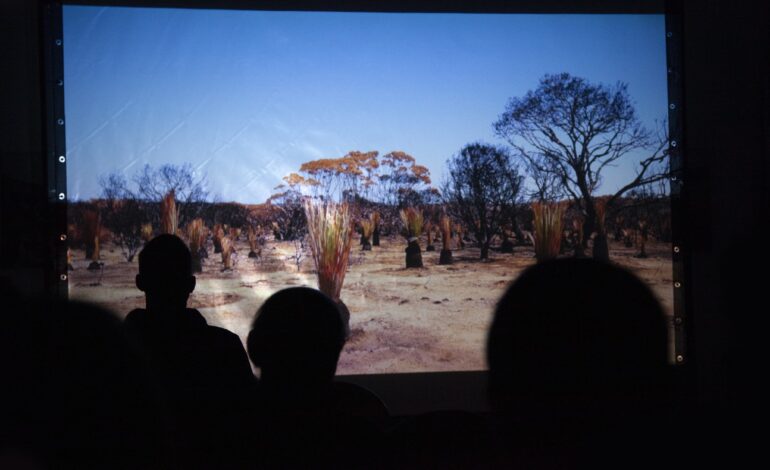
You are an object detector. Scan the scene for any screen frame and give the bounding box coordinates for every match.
[43,0,689,414]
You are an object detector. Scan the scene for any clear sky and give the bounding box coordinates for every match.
[63,6,668,203]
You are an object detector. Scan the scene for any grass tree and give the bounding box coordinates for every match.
[425,221,435,252]
[141,223,153,244]
[371,211,381,246]
[220,236,234,271]
[359,219,374,251]
[532,202,564,263]
[247,226,261,258]
[304,200,355,302]
[439,215,453,265]
[82,209,102,271]
[187,218,206,273]
[212,224,224,254]
[400,207,424,268]
[160,190,178,235]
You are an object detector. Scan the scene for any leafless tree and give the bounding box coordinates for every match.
[494,73,669,261]
[443,143,525,260]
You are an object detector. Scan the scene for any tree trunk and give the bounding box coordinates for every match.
[480,243,489,260]
[439,249,453,265]
[500,238,514,254]
[405,239,423,268]
[512,217,526,245]
[372,229,380,246]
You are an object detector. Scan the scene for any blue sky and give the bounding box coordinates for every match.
[64,7,668,203]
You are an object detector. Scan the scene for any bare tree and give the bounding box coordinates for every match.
[494,73,669,261]
[132,163,209,226]
[443,143,524,260]
[99,172,146,262]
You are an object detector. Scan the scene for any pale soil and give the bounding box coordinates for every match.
[69,237,674,375]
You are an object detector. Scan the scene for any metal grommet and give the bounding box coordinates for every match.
[58,155,66,163]
[671,140,677,147]
[673,246,680,253]
[60,234,67,241]
[58,193,65,201]
[57,118,64,126]
[60,274,67,281]
[674,281,681,288]
[674,317,683,326]
[666,32,673,38]
[57,79,63,86]
[55,39,62,46]
[676,355,684,363]
[669,103,676,110]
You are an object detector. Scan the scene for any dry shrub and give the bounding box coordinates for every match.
[304,201,354,301]
[532,202,564,262]
[160,190,178,235]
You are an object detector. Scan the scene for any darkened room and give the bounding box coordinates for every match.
[1,0,767,467]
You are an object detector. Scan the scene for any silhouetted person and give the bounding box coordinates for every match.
[0,300,167,468]
[247,287,345,407]
[124,234,253,457]
[486,258,674,467]
[246,287,383,467]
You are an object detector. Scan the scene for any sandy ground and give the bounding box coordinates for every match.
[69,236,674,375]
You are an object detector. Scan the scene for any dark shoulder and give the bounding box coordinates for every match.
[124,308,149,327]
[204,324,245,348]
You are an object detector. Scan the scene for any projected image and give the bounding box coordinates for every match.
[64,7,673,374]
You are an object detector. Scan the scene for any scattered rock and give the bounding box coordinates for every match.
[464,297,473,301]
[398,299,409,305]
[420,297,430,301]
[432,300,441,304]
[442,298,449,302]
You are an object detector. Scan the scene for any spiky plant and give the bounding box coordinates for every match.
[160,190,178,235]
[571,214,586,258]
[425,221,435,251]
[247,226,261,258]
[221,236,234,271]
[304,200,354,302]
[454,223,465,249]
[400,207,424,268]
[212,224,224,253]
[400,208,423,239]
[438,215,453,265]
[371,211,381,246]
[141,223,153,243]
[636,220,649,258]
[532,202,564,263]
[82,209,102,270]
[187,218,205,273]
[360,219,374,251]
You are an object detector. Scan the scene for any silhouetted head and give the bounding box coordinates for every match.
[247,287,345,389]
[136,234,195,311]
[487,258,668,418]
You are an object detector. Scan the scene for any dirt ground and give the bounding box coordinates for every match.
[69,236,674,375]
